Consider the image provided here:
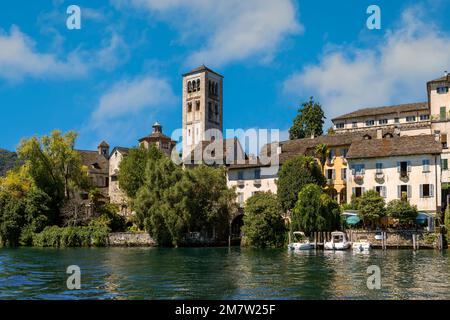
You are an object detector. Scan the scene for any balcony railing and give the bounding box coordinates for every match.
[237,180,245,187]
[253,179,261,186]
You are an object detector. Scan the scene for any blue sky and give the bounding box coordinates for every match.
[1,0,450,151]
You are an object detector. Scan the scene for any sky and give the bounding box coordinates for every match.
[1,0,450,152]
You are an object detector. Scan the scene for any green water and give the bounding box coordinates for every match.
[0,247,449,300]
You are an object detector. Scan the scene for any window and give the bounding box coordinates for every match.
[352,164,365,175]
[422,159,430,172]
[341,148,348,158]
[406,116,416,122]
[196,79,200,91]
[398,161,409,177]
[238,171,244,180]
[195,101,200,111]
[352,121,357,128]
[111,175,118,182]
[341,168,347,180]
[420,184,434,198]
[440,106,447,121]
[398,185,410,200]
[187,102,192,112]
[208,102,213,120]
[376,163,383,174]
[365,120,375,126]
[328,149,334,162]
[237,193,244,204]
[336,123,344,129]
[437,87,449,94]
[420,114,430,121]
[379,119,388,125]
[105,177,109,188]
[375,186,386,198]
[352,187,364,197]
[254,168,261,179]
[394,117,399,123]
[326,169,335,180]
[442,158,448,170]
[187,81,192,93]
[442,133,448,149]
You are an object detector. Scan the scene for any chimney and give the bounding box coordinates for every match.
[376,128,383,139]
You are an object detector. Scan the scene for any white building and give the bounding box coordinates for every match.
[346,135,442,216]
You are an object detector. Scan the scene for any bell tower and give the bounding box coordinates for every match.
[182,65,223,160]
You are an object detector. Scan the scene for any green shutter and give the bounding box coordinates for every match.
[442,159,448,170]
[440,106,447,121]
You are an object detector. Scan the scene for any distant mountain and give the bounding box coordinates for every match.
[0,149,21,176]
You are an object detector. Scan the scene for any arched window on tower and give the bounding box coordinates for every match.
[187,81,192,93]
[196,79,200,92]
[187,102,192,113]
[208,102,213,121]
[208,81,212,94]
[215,83,218,95]
[195,101,200,111]
[192,80,197,92]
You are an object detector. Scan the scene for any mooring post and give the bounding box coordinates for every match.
[412,233,416,250]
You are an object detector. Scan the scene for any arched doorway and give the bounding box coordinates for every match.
[231,214,244,239]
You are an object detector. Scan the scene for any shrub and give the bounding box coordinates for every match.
[32,225,109,247]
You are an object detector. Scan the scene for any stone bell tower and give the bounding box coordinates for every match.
[182,65,223,160]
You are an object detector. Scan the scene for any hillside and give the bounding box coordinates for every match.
[0,149,21,176]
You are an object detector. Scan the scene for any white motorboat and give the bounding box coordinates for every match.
[288,232,314,251]
[352,235,371,251]
[324,231,351,250]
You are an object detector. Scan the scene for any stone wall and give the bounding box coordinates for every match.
[108,232,156,247]
[347,230,439,248]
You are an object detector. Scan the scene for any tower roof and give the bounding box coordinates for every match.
[98,140,109,147]
[182,65,224,78]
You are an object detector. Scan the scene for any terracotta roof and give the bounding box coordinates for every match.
[138,131,176,144]
[98,141,109,147]
[182,65,224,78]
[332,102,428,122]
[110,146,129,156]
[346,135,442,159]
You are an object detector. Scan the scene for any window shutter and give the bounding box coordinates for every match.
[407,185,412,198]
[397,162,400,173]
[382,186,387,198]
[362,187,365,194]
[407,161,412,172]
[397,185,401,198]
[361,165,365,174]
[332,169,336,180]
[352,187,355,195]
[430,184,434,197]
[420,184,423,198]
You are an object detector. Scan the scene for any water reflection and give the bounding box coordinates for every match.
[0,248,449,300]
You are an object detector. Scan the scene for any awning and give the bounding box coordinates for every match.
[346,215,361,225]
[416,212,434,224]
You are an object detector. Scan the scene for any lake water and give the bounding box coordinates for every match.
[0,247,449,300]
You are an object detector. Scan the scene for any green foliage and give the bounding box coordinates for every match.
[386,199,418,224]
[289,97,325,140]
[16,130,89,218]
[277,155,326,212]
[358,190,386,223]
[32,225,109,247]
[327,127,336,135]
[314,143,329,170]
[135,156,236,247]
[445,206,450,244]
[341,195,362,211]
[241,192,286,248]
[292,184,341,235]
[119,145,163,200]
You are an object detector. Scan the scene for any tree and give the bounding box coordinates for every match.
[327,127,336,135]
[358,190,386,225]
[289,97,325,140]
[118,144,163,200]
[386,199,418,224]
[241,192,286,248]
[277,155,326,212]
[445,206,450,245]
[16,130,89,220]
[292,184,340,235]
[0,149,22,176]
[314,143,329,171]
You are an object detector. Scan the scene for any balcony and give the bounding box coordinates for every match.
[253,179,261,187]
[375,172,385,182]
[237,180,245,187]
[353,174,364,184]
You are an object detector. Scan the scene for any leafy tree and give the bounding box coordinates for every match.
[444,206,450,245]
[341,195,362,211]
[327,127,336,135]
[0,149,22,176]
[358,190,386,225]
[314,143,329,171]
[241,192,286,248]
[277,155,326,212]
[118,144,163,199]
[292,184,340,235]
[17,130,89,220]
[289,97,325,140]
[386,199,418,224]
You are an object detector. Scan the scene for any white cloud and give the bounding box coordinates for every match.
[0,25,128,82]
[0,26,88,81]
[112,0,302,67]
[283,6,450,121]
[92,76,176,122]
